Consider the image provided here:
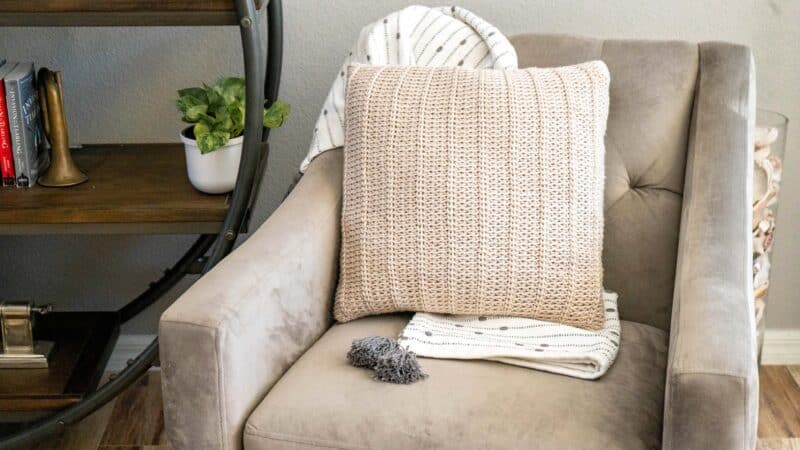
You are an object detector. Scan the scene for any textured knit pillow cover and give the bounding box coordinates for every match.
[334,62,610,330]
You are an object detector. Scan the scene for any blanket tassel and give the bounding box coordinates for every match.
[347,336,427,384]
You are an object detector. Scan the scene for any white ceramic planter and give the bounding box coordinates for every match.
[180,127,243,194]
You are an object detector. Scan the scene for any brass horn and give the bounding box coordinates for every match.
[37,68,87,187]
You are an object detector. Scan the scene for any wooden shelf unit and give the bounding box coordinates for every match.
[0,144,230,234]
[0,0,278,438]
[0,0,263,26]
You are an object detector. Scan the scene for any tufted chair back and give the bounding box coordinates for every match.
[509,34,699,330]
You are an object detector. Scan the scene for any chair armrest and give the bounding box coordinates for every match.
[159,149,343,450]
[663,43,757,450]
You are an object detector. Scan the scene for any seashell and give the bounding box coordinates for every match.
[767,183,780,207]
[754,235,766,254]
[754,229,766,254]
[754,144,771,161]
[755,284,769,301]
[753,204,772,227]
[754,296,766,323]
[763,232,774,253]
[753,157,775,205]
[753,216,775,254]
[758,216,773,233]
[755,126,779,148]
[753,253,771,288]
[753,193,777,224]
[768,156,782,182]
[752,206,775,235]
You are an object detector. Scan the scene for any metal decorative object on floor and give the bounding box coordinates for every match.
[0,303,53,369]
[753,109,789,358]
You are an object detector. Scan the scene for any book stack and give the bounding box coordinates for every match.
[0,60,49,188]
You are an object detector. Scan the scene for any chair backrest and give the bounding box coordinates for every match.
[510,33,699,330]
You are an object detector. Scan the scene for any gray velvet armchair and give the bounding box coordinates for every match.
[159,33,758,450]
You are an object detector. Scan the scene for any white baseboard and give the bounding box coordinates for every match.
[762,329,800,365]
[107,334,157,372]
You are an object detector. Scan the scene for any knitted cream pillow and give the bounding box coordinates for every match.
[334,62,610,329]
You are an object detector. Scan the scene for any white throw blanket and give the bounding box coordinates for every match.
[399,291,621,379]
[311,6,621,380]
[300,5,518,172]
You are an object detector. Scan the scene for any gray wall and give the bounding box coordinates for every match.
[0,0,798,333]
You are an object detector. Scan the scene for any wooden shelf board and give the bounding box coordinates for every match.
[0,0,263,26]
[0,222,223,235]
[0,144,229,235]
[0,11,240,27]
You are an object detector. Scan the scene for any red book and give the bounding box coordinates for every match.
[0,79,15,186]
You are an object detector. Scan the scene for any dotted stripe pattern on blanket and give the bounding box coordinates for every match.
[399,291,621,380]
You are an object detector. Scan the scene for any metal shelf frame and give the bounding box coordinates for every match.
[0,0,283,446]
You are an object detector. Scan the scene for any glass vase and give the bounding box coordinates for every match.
[753,109,789,358]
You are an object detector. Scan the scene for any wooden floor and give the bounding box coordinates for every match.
[15,366,800,449]
[29,372,166,450]
[759,366,800,449]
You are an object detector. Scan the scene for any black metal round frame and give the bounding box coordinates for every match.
[0,0,283,447]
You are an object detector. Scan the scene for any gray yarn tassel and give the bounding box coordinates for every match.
[347,336,399,368]
[347,335,427,384]
[373,347,427,384]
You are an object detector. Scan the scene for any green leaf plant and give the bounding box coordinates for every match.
[176,77,290,154]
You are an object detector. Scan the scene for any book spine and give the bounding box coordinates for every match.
[5,77,29,187]
[18,70,41,187]
[0,81,15,186]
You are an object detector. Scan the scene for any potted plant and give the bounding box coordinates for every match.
[176,77,290,194]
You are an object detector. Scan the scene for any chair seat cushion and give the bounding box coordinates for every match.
[244,315,668,450]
